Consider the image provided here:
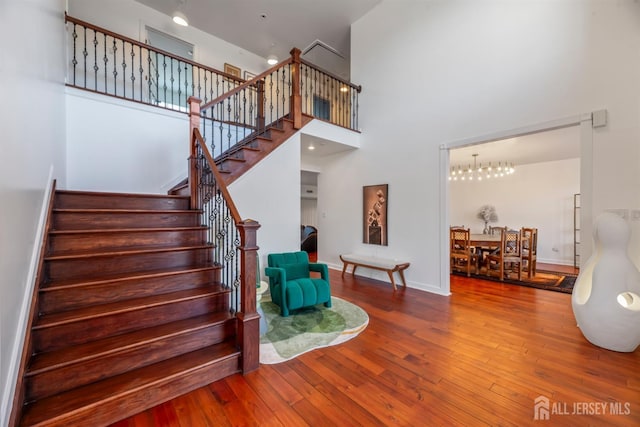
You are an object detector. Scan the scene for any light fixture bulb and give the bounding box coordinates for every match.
[267,54,278,65]
[172,11,188,26]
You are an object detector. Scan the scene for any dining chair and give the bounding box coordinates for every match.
[450,227,478,277]
[521,227,538,278]
[486,228,523,281]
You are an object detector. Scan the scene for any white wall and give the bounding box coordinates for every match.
[68,0,269,79]
[229,135,302,278]
[0,0,66,424]
[322,0,640,294]
[450,158,580,265]
[64,0,277,194]
[66,89,189,193]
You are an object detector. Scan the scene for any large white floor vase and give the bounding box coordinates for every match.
[572,212,640,352]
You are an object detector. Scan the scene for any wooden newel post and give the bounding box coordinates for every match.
[188,97,201,210]
[236,219,261,373]
[256,80,265,132]
[290,48,302,129]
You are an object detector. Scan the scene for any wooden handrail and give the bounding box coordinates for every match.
[189,97,242,224]
[300,58,362,93]
[65,13,244,84]
[200,56,294,111]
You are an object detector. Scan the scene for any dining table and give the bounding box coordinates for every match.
[469,233,502,248]
[469,233,502,271]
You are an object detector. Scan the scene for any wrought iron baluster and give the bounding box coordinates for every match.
[147,52,152,103]
[189,64,194,106]
[103,34,107,91]
[93,29,98,91]
[217,103,224,159]
[112,38,118,95]
[139,45,143,102]
[268,72,274,127]
[177,60,183,109]
[170,57,175,108]
[155,52,160,104]
[121,39,126,97]
[242,88,247,135]
[162,54,167,106]
[130,42,135,100]
[225,97,232,153]
[82,25,88,87]
[203,71,209,104]
[71,24,78,86]
[302,65,308,115]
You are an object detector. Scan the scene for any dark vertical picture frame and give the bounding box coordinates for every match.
[363,184,388,245]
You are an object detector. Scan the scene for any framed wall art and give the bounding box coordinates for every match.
[363,184,388,245]
[224,63,241,80]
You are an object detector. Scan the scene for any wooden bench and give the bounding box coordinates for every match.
[340,254,410,291]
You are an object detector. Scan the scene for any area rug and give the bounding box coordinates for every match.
[259,296,369,364]
[452,270,577,294]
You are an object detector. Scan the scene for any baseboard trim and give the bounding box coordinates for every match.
[2,169,54,427]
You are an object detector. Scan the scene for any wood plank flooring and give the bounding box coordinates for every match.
[112,268,639,426]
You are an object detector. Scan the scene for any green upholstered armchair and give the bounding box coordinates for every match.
[265,251,332,317]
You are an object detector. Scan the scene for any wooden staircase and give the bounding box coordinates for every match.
[17,190,241,427]
[171,114,314,194]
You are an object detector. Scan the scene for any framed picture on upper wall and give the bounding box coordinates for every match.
[363,184,388,246]
[244,70,256,80]
[224,63,241,80]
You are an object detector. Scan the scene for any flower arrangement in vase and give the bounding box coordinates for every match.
[477,205,498,234]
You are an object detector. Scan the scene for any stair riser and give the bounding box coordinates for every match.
[48,228,207,254]
[52,211,201,230]
[25,355,240,427]
[26,320,236,401]
[33,293,230,353]
[170,185,190,196]
[39,269,221,313]
[249,138,274,152]
[55,192,190,210]
[45,248,212,282]
[236,148,263,164]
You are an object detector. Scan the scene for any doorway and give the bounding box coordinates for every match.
[439,114,594,294]
[301,170,319,261]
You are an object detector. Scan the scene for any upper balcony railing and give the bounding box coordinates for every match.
[65,14,361,132]
[65,14,244,113]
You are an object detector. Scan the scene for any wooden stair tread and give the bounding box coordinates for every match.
[27,312,233,375]
[45,243,213,260]
[49,226,208,235]
[55,190,190,200]
[52,208,198,214]
[20,342,240,427]
[34,287,227,329]
[41,265,220,291]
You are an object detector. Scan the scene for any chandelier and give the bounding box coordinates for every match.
[449,153,515,182]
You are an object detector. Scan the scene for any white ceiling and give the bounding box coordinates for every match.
[449,125,581,169]
[134,0,381,78]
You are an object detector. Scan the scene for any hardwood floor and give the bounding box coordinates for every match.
[112,268,638,426]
